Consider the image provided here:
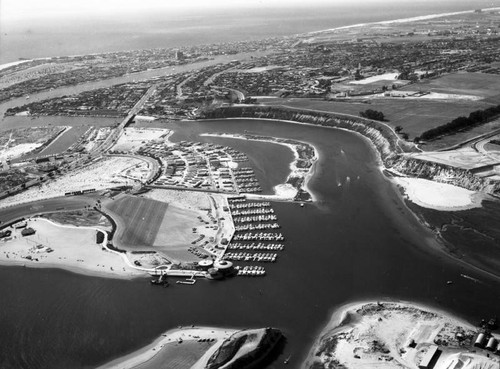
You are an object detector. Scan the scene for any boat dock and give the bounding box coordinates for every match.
[223,198,287,278]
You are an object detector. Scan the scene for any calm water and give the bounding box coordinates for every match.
[1,0,497,64]
[1,118,500,369]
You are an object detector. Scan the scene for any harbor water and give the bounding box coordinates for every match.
[1,118,500,368]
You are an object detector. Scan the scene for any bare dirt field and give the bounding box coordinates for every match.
[401,72,500,102]
[105,195,168,249]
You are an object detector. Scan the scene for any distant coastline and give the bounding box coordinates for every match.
[306,7,500,36]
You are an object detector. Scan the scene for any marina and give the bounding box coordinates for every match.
[228,242,285,251]
[2,116,500,369]
[223,252,278,262]
[232,232,285,241]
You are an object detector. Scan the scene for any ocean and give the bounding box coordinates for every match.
[0,0,498,64]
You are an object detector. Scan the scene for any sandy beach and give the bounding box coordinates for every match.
[0,60,33,71]
[99,326,237,369]
[306,7,500,36]
[0,217,146,279]
[394,177,484,211]
[303,300,496,369]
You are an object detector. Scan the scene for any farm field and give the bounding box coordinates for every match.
[401,72,500,102]
[264,97,492,140]
[105,195,168,249]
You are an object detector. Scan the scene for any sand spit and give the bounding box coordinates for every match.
[394,177,484,211]
[201,133,318,202]
[304,301,498,369]
[99,326,283,369]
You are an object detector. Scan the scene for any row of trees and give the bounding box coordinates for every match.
[416,104,500,141]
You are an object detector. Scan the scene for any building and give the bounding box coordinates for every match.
[419,345,441,369]
[486,337,498,351]
[474,333,487,348]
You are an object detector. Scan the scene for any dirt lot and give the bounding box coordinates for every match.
[401,72,500,102]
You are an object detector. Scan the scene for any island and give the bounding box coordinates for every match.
[304,301,500,369]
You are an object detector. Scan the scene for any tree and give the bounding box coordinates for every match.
[360,109,386,121]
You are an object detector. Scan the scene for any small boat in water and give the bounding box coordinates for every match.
[284,355,291,364]
[151,274,169,287]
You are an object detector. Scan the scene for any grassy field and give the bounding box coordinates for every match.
[263,97,492,140]
[107,195,168,248]
[401,72,500,102]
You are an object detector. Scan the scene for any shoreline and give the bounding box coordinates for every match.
[198,117,500,284]
[98,326,237,369]
[303,299,482,369]
[201,132,319,202]
[305,7,500,36]
[199,116,487,210]
[0,217,148,280]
